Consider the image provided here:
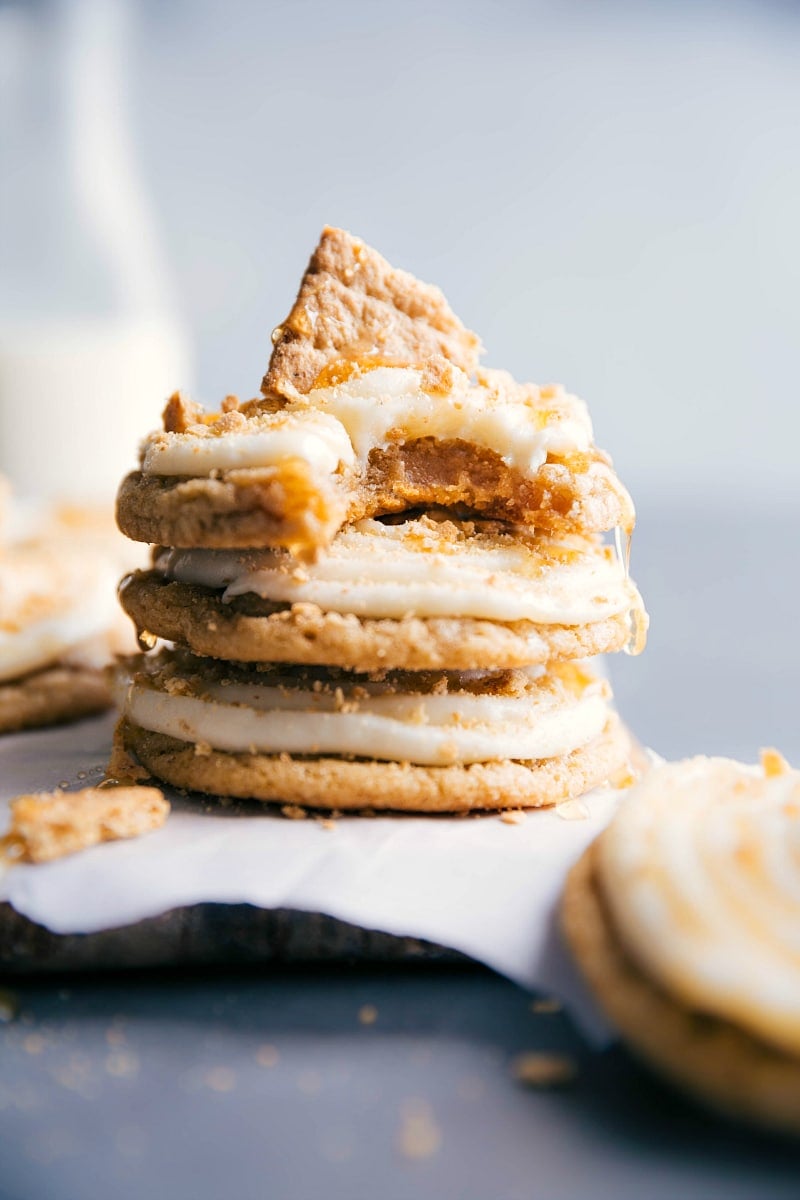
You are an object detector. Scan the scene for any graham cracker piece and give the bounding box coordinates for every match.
[262,226,482,399]
[2,786,169,864]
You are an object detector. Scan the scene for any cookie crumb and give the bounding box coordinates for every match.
[358,1004,378,1026]
[510,1052,577,1088]
[105,1049,140,1078]
[396,1099,442,1160]
[499,810,526,825]
[761,747,791,778]
[556,799,590,822]
[2,786,168,863]
[255,1044,279,1068]
[22,1033,46,1056]
[204,1066,236,1093]
[281,804,308,821]
[162,390,202,433]
[193,740,212,757]
[530,997,562,1015]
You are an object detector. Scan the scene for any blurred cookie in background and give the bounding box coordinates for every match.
[0,484,143,734]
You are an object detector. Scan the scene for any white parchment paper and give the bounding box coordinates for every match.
[0,714,627,1039]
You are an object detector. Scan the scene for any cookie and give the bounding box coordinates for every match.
[118,443,630,556]
[116,457,347,559]
[117,230,635,556]
[117,713,631,814]
[110,647,632,811]
[562,754,800,1134]
[263,225,483,399]
[0,664,111,734]
[0,499,137,733]
[119,572,634,672]
[118,512,646,669]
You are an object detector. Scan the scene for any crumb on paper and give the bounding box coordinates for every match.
[530,997,562,1015]
[555,798,590,822]
[499,810,526,826]
[761,747,791,778]
[510,1052,577,1088]
[317,817,337,831]
[1,786,168,864]
[396,1099,442,1160]
[358,1004,378,1026]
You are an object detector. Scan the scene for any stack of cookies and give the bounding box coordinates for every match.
[113,227,646,814]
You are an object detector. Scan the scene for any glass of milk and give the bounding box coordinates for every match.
[0,0,191,502]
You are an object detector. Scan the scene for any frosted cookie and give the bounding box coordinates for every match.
[119,513,647,671]
[112,649,633,812]
[117,230,634,557]
[0,665,113,735]
[0,543,121,733]
[562,752,800,1134]
[22,500,148,576]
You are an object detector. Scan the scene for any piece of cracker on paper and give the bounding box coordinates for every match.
[1,786,169,864]
[262,225,483,398]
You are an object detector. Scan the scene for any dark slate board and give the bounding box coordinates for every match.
[0,901,463,974]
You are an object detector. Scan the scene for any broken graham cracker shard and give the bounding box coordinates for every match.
[2,786,169,864]
[262,225,483,399]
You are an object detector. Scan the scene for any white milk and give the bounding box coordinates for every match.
[0,316,190,501]
[0,1,192,503]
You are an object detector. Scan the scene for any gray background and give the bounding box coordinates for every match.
[4,0,800,505]
[130,0,800,508]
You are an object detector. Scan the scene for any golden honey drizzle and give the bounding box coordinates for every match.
[311,355,415,390]
[613,524,648,656]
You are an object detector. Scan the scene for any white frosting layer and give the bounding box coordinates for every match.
[142,410,355,477]
[155,518,638,625]
[0,554,118,682]
[141,366,592,481]
[313,366,592,468]
[118,666,611,766]
[598,756,800,1057]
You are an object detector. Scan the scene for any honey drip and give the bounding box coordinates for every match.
[312,355,412,390]
[614,525,632,579]
[613,524,648,656]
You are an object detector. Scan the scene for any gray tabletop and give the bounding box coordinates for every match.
[2,504,799,1199]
